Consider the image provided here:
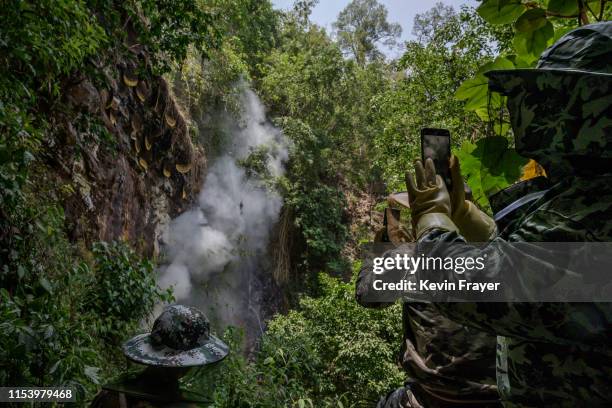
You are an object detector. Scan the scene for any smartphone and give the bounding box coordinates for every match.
[420,128,451,189]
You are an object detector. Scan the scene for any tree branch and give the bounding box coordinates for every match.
[578,0,590,24]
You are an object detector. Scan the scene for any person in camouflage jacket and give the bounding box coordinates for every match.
[402,22,612,407]
[357,202,500,407]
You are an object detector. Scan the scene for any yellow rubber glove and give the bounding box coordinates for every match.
[449,155,497,242]
[406,158,458,239]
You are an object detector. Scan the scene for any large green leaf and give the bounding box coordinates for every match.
[507,53,537,68]
[473,91,507,126]
[477,0,527,25]
[513,20,554,59]
[454,137,528,208]
[455,57,514,124]
[455,76,487,101]
[547,0,580,16]
[455,57,514,104]
[456,76,490,111]
[473,109,511,134]
[455,141,487,207]
[515,8,547,33]
[476,57,516,75]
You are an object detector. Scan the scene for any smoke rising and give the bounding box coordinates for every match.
[157,87,288,341]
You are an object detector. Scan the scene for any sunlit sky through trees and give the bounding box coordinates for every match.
[272,0,478,58]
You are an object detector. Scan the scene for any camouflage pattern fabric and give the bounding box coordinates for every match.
[377,385,424,408]
[486,21,612,183]
[537,22,612,72]
[488,177,550,216]
[405,22,612,407]
[377,382,504,408]
[397,303,499,406]
[123,305,229,367]
[488,176,550,233]
[416,175,612,407]
[486,70,612,182]
[357,202,500,407]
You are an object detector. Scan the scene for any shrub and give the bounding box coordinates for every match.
[260,272,404,404]
[196,267,404,407]
[87,241,173,337]
[0,230,170,402]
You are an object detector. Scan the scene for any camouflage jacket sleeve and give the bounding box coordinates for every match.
[416,224,611,350]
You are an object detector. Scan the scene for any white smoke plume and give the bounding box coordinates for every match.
[157,87,288,341]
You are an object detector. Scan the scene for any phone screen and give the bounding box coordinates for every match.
[421,129,451,189]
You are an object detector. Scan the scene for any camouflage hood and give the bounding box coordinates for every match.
[123,305,229,367]
[486,22,612,178]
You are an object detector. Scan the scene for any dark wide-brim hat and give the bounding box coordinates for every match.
[123,305,229,367]
[486,21,612,94]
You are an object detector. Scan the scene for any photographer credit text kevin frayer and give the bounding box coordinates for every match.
[371,253,501,293]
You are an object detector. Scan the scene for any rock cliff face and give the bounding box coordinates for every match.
[46,38,205,257]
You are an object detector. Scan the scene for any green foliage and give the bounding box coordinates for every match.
[270,272,403,402]
[213,0,280,76]
[258,16,371,275]
[239,146,275,180]
[195,270,403,407]
[170,1,280,156]
[547,0,580,16]
[0,197,168,402]
[476,0,526,24]
[454,56,515,139]
[288,183,348,270]
[333,0,402,66]
[372,5,508,190]
[464,0,610,116]
[277,118,349,274]
[0,0,222,200]
[195,326,320,408]
[513,18,554,60]
[259,25,348,126]
[0,4,215,399]
[0,0,106,96]
[87,241,173,337]
[125,0,222,74]
[0,270,104,400]
[0,1,106,234]
[457,0,610,200]
[515,8,547,32]
[0,106,39,212]
[455,137,528,208]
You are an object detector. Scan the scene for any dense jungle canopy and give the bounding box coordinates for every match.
[0,0,610,406]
